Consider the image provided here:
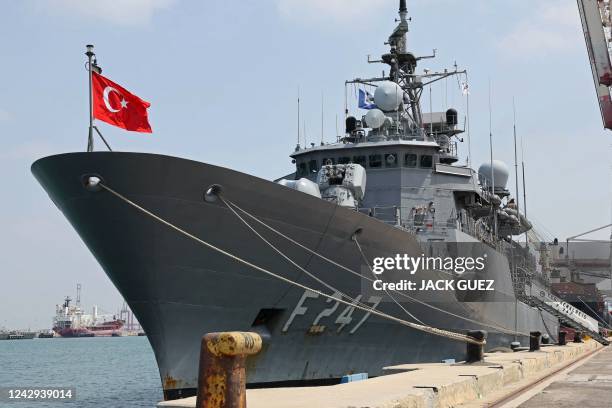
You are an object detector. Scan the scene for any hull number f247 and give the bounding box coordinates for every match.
[282,290,382,334]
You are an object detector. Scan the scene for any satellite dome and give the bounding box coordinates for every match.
[364,109,386,129]
[478,160,509,189]
[374,81,403,111]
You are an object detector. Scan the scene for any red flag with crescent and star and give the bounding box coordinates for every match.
[92,72,152,133]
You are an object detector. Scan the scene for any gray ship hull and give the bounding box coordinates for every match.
[32,152,558,400]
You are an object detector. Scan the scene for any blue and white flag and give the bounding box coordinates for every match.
[358,88,377,109]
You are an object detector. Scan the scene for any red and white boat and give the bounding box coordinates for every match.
[53,286,124,337]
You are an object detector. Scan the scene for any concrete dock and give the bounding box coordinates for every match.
[158,340,604,408]
[512,341,612,407]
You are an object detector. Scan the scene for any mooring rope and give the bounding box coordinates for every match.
[350,235,425,325]
[225,198,530,338]
[219,196,424,326]
[98,182,484,345]
[539,310,558,344]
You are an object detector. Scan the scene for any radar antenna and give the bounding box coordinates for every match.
[345,0,466,147]
[388,0,409,54]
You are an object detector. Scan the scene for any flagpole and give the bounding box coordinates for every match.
[85,44,95,152]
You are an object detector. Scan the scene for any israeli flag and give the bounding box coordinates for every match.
[358,89,377,109]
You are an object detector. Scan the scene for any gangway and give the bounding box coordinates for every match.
[521,280,609,345]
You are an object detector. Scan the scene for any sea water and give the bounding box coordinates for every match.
[0,336,162,407]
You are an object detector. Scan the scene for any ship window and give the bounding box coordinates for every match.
[322,158,335,166]
[385,153,398,168]
[297,162,307,176]
[369,154,382,168]
[338,156,351,164]
[353,155,366,167]
[308,160,318,174]
[420,155,433,168]
[404,153,417,167]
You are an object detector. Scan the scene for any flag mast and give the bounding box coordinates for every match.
[84,44,112,151]
[85,44,95,152]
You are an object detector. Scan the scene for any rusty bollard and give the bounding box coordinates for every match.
[574,331,583,343]
[195,332,262,408]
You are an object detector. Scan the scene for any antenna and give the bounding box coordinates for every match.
[321,91,324,145]
[520,122,528,247]
[297,87,301,148]
[488,80,497,240]
[429,83,433,135]
[512,97,521,227]
[336,114,339,142]
[465,73,472,167]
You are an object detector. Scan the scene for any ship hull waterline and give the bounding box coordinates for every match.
[32,152,558,400]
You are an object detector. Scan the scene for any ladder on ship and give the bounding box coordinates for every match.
[521,281,610,346]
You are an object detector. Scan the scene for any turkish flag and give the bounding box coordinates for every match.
[92,72,152,133]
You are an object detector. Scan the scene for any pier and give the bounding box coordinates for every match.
[158,337,606,408]
[493,339,612,407]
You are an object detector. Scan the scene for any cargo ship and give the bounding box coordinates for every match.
[53,287,124,337]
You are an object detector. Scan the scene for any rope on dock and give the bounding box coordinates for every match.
[98,182,484,345]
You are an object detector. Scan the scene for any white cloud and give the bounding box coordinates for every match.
[497,1,582,57]
[38,0,177,27]
[276,0,388,24]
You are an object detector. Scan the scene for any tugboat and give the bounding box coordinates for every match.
[38,331,55,339]
[32,1,563,400]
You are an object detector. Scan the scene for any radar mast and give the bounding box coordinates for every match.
[346,0,466,148]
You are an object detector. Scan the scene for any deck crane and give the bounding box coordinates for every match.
[578,0,612,129]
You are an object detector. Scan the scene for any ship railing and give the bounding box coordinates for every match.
[358,205,455,234]
[456,216,500,249]
[438,140,458,159]
[358,206,401,226]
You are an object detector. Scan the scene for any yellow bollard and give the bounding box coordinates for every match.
[195,332,262,408]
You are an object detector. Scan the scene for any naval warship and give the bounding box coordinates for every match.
[32,1,562,400]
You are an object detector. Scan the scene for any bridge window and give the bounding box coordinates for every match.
[404,153,417,167]
[369,154,382,168]
[353,155,366,167]
[322,158,335,166]
[420,155,433,168]
[297,162,307,176]
[308,160,318,174]
[338,156,351,164]
[385,153,398,168]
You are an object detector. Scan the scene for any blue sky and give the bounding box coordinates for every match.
[0,0,610,329]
